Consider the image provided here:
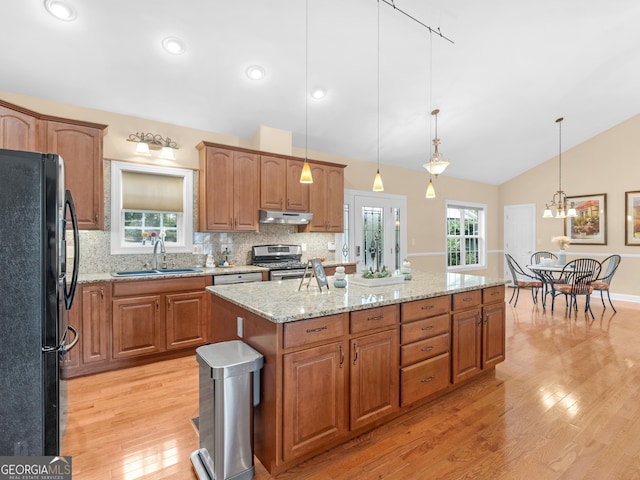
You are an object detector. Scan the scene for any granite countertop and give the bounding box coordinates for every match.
[207,270,508,324]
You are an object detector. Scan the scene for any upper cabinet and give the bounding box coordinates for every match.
[0,99,107,230]
[304,163,344,233]
[46,120,105,230]
[0,104,38,151]
[198,143,260,232]
[260,155,309,212]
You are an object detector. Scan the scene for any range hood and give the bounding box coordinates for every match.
[259,209,313,224]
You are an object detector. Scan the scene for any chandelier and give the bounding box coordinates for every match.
[542,117,576,219]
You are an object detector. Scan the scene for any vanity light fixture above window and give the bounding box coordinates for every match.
[127,132,179,160]
[44,0,77,21]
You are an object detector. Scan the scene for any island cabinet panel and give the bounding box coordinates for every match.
[0,104,38,150]
[400,332,449,367]
[401,353,450,406]
[401,296,450,323]
[350,328,399,430]
[350,304,398,334]
[283,313,346,349]
[112,295,163,359]
[282,340,348,461]
[400,313,449,345]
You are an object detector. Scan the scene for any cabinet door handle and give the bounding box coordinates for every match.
[156,299,159,312]
[99,287,104,301]
[306,326,328,333]
[421,305,434,310]
[421,376,435,383]
[339,345,344,369]
[421,325,434,331]
[421,346,434,352]
[368,314,384,321]
[167,298,171,310]
[353,342,358,365]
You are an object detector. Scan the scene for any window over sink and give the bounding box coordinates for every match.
[110,161,194,254]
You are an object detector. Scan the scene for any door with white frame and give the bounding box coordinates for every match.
[339,190,406,274]
[503,204,536,279]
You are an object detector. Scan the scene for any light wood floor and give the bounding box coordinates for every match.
[64,291,640,479]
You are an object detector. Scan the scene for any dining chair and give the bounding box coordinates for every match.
[552,258,602,319]
[591,254,621,312]
[505,253,543,307]
[530,251,558,265]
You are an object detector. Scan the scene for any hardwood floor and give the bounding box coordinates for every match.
[64,292,640,479]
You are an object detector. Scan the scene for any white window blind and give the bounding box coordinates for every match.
[122,171,184,212]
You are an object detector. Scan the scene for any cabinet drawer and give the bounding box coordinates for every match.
[451,290,482,311]
[283,313,347,349]
[401,296,450,323]
[401,353,450,406]
[400,333,450,366]
[350,305,398,334]
[483,285,505,304]
[400,314,449,345]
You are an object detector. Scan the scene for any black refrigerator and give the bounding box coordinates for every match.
[0,148,80,456]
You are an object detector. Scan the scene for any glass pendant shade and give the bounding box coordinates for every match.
[567,204,577,217]
[425,179,436,198]
[135,142,151,155]
[159,146,175,160]
[300,160,313,183]
[542,207,553,218]
[372,170,384,192]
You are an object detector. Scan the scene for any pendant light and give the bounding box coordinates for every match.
[424,108,449,176]
[542,117,576,218]
[300,0,314,184]
[372,0,384,192]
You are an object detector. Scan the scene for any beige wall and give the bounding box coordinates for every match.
[499,114,640,299]
[3,90,635,299]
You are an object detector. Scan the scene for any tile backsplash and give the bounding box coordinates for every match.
[74,159,337,274]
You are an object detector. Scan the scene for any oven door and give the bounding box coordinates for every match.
[269,269,308,281]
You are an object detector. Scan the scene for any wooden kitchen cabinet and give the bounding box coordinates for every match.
[451,287,505,384]
[283,340,348,461]
[81,283,111,365]
[198,143,259,232]
[0,102,38,150]
[112,276,209,360]
[260,156,310,212]
[304,163,344,232]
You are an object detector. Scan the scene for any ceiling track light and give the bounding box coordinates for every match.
[372,0,384,192]
[127,132,179,160]
[543,117,576,219]
[300,0,313,184]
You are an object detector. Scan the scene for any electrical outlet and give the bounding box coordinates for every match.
[327,241,336,251]
[237,317,244,338]
[301,243,307,252]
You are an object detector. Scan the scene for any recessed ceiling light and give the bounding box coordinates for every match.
[246,65,266,80]
[161,36,186,55]
[311,88,326,100]
[44,0,77,21]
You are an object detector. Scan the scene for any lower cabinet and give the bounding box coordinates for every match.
[165,290,207,350]
[282,341,348,461]
[112,295,163,359]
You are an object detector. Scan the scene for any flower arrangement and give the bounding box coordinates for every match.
[552,235,571,250]
[141,231,149,245]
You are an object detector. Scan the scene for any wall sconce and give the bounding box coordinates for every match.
[127,132,179,160]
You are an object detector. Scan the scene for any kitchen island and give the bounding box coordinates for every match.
[207,271,508,476]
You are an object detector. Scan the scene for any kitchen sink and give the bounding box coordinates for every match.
[112,268,202,277]
[157,268,202,274]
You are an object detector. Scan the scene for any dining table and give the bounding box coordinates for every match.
[527,263,570,309]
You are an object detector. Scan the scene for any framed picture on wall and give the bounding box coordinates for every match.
[563,193,607,245]
[625,191,640,246]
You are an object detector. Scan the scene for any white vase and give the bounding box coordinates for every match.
[558,250,567,265]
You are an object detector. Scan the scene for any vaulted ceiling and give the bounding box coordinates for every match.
[2,0,639,184]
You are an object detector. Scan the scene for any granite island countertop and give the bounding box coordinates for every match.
[207,270,508,323]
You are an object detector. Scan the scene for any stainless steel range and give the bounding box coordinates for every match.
[251,244,308,281]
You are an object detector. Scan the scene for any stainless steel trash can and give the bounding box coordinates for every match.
[190,340,264,480]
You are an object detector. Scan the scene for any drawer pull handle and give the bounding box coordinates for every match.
[368,314,384,321]
[421,376,435,383]
[463,297,473,302]
[421,325,434,331]
[491,291,500,296]
[421,305,434,310]
[306,326,328,333]
[421,346,434,352]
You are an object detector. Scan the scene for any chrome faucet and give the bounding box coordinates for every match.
[152,238,167,269]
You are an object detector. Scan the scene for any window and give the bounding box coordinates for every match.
[446,201,486,271]
[111,161,194,254]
